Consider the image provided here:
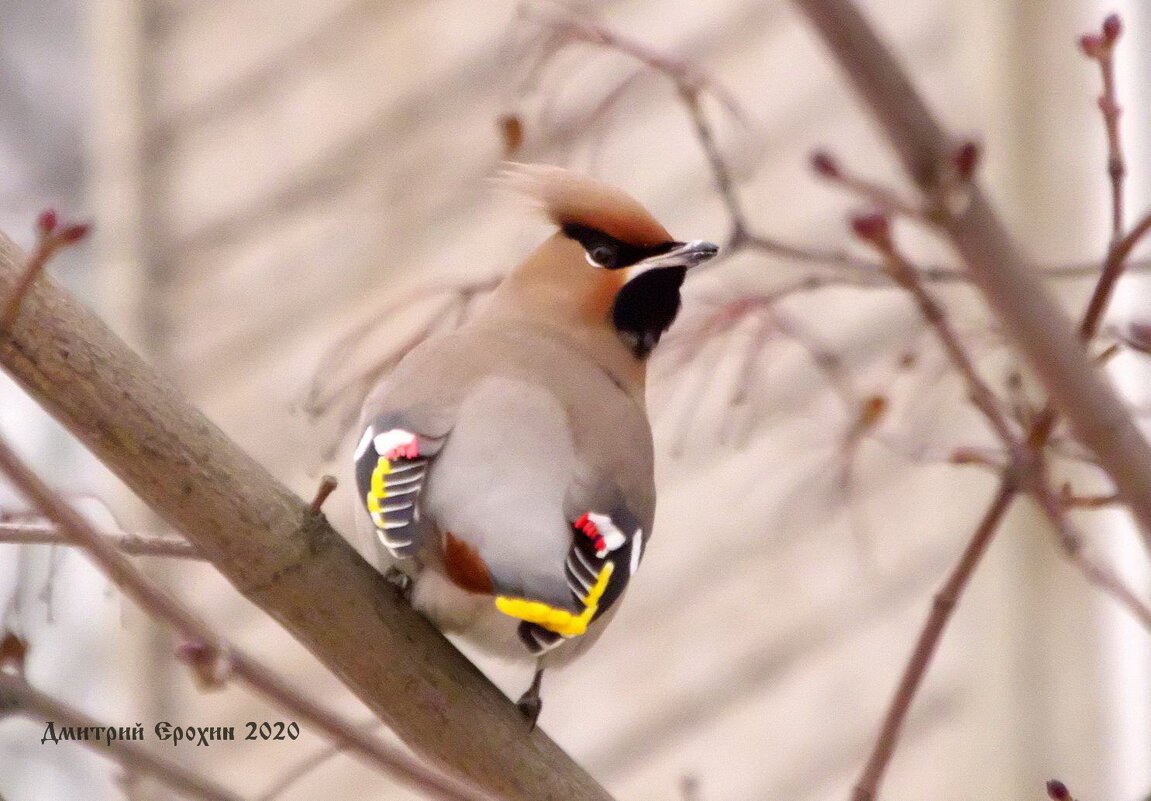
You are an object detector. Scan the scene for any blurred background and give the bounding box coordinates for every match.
[1,0,1150,799]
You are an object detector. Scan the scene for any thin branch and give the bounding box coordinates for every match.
[851,213,1020,449]
[519,2,748,123]
[0,231,614,801]
[850,479,1016,801]
[255,742,343,801]
[1030,471,1151,632]
[677,84,749,245]
[0,521,202,558]
[810,150,923,220]
[0,435,490,801]
[1080,15,1126,242]
[1079,207,1151,340]
[0,671,242,801]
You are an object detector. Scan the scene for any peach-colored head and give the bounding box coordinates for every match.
[486,163,718,388]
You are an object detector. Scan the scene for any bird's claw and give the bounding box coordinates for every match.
[516,667,545,730]
[516,690,543,730]
[383,566,413,602]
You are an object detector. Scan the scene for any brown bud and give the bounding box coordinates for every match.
[176,640,230,691]
[810,150,841,178]
[858,395,887,430]
[950,448,982,466]
[35,209,57,236]
[1102,13,1122,43]
[498,114,524,158]
[57,223,91,244]
[1079,33,1104,58]
[850,211,891,245]
[1046,780,1070,801]
[953,140,980,181]
[0,632,28,674]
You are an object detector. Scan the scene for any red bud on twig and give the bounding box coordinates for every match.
[35,209,57,237]
[1102,13,1122,44]
[1046,780,1071,801]
[176,640,231,691]
[849,211,891,246]
[810,150,841,179]
[1079,33,1104,58]
[952,140,980,182]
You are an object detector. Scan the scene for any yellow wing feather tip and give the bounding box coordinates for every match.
[494,562,614,638]
[366,456,392,515]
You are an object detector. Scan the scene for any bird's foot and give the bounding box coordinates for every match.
[516,692,542,730]
[383,566,413,602]
[516,667,545,730]
[374,429,420,461]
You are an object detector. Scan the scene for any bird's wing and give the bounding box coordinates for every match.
[500,482,650,656]
[354,409,451,559]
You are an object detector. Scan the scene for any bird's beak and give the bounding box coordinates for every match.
[628,240,719,280]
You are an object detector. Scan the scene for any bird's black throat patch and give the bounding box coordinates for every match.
[611,266,686,359]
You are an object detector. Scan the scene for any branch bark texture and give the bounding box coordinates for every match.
[0,232,613,801]
[790,0,1151,547]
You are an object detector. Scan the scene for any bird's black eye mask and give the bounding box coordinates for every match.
[562,223,677,270]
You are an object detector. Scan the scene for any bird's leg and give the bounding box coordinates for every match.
[383,565,413,602]
[516,662,545,729]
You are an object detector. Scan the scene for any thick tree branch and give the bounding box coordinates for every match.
[0,231,613,801]
[790,0,1151,549]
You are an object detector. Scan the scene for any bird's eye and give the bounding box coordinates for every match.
[586,243,617,268]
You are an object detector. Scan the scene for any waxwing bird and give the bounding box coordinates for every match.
[354,163,718,725]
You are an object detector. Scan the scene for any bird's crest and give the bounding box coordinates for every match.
[496,162,671,247]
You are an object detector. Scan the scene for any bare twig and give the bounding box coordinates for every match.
[519,3,748,123]
[0,521,201,558]
[0,435,490,801]
[0,210,88,331]
[308,475,338,514]
[1059,484,1120,509]
[255,742,343,801]
[678,84,749,245]
[851,213,1019,449]
[1080,15,1126,241]
[811,151,923,220]
[1079,207,1151,341]
[850,480,1016,801]
[1031,473,1151,632]
[0,671,242,801]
